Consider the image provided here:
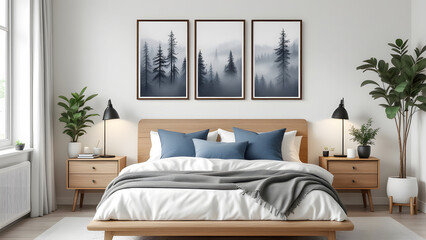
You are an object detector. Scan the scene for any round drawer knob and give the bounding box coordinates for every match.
[352,179,355,183]
[92,166,96,170]
[352,166,356,170]
[92,180,96,183]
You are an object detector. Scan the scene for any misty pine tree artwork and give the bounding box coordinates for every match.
[252,20,302,99]
[195,20,245,99]
[137,20,189,99]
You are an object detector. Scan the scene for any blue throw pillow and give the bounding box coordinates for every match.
[192,139,248,159]
[233,127,286,160]
[158,129,209,158]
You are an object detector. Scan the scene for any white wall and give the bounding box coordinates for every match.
[52,0,411,205]
[410,0,426,213]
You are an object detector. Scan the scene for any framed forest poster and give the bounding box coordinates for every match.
[137,20,189,100]
[195,20,245,100]
[252,20,302,100]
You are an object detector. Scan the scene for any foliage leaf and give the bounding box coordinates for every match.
[361,80,379,87]
[57,87,98,142]
[395,82,408,93]
[385,106,400,119]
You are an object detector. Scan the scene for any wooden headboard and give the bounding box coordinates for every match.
[138,119,308,163]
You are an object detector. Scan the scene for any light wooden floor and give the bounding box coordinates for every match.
[0,205,424,240]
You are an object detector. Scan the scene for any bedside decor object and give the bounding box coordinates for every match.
[331,98,349,157]
[83,146,91,154]
[357,39,425,207]
[319,156,380,212]
[323,147,329,157]
[348,118,379,158]
[252,20,302,100]
[137,20,189,100]
[101,99,120,158]
[195,20,245,99]
[67,156,126,211]
[58,87,99,158]
[93,147,102,155]
[15,140,25,150]
[347,148,356,158]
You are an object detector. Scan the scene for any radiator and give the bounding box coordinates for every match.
[0,161,31,229]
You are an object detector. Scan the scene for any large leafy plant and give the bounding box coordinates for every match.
[58,87,99,142]
[349,118,379,146]
[357,39,426,178]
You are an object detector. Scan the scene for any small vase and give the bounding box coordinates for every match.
[357,145,371,158]
[323,151,329,157]
[68,142,82,158]
[387,176,418,204]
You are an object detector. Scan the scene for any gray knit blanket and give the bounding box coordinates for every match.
[97,170,346,219]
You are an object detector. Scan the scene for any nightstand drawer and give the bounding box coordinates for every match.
[69,161,118,174]
[333,174,377,188]
[328,161,377,174]
[68,174,116,188]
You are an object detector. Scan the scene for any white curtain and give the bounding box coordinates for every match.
[30,0,56,217]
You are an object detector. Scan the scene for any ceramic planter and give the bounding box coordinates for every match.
[387,176,418,204]
[323,151,329,157]
[357,145,371,158]
[15,144,25,150]
[68,142,82,158]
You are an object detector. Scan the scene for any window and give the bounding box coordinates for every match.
[0,0,10,147]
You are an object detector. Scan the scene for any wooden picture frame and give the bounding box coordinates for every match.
[136,20,189,100]
[195,20,245,100]
[251,20,302,100]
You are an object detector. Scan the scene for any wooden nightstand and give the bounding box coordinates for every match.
[67,156,126,211]
[319,156,380,212]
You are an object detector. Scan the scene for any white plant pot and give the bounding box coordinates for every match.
[387,176,418,204]
[68,142,82,158]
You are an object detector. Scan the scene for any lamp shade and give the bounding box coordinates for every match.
[102,99,120,120]
[331,98,349,120]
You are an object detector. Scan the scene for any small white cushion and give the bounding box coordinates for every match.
[218,129,235,142]
[148,130,218,161]
[218,129,300,162]
[290,136,303,162]
[294,136,302,154]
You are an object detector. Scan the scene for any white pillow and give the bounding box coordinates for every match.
[291,136,303,162]
[218,128,235,142]
[294,136,302,154]
[148,130,218,161]
[217,128,300,162]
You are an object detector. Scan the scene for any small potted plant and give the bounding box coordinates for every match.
[323,147,329,157]
[349,118,379,158]
[58,87,99,158]
[15,140,25,150]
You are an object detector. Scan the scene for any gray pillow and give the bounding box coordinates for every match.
[193,139,248,159]
[233,127,286,160]
[158,129,209,158]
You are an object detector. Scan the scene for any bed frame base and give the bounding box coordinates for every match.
[88,220,354,240]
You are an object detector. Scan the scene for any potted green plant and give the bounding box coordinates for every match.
[349,118,379,158]
[58,87,99,158]
[357,39,426,205]
[323,147,329,157]
[15,140,25,150]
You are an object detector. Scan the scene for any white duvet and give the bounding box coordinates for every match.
[94,157,347,221]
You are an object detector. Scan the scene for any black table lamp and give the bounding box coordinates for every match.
[332,98,349,157]
[100,99,120,158]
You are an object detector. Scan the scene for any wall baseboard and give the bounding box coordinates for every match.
[340,196,389,205]
[56,195,102,206]
[418,199,426,213]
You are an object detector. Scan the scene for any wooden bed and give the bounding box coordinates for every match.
[87,119,354,240]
